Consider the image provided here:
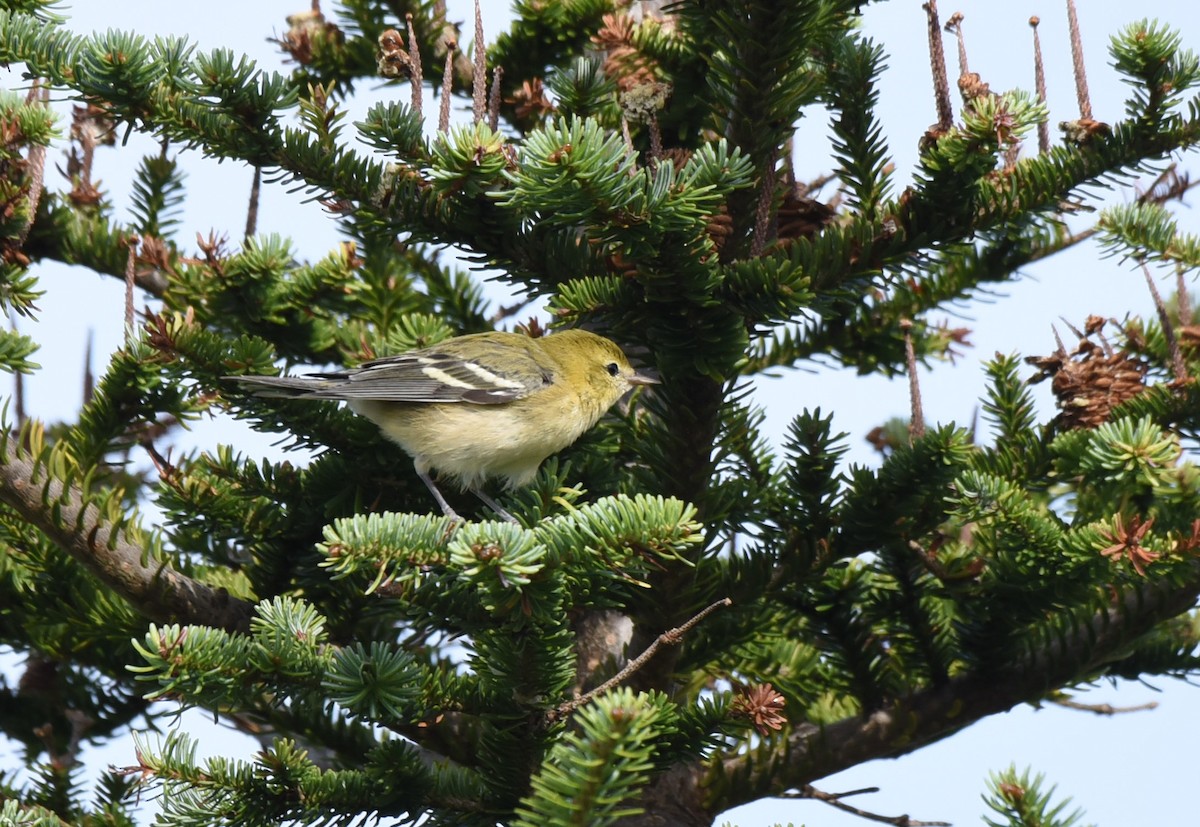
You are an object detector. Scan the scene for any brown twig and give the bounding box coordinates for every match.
[82,330,94,406]
[489,297,534,325]
[32,706,94,770]
[1065,0,1092,120]
[12,317,24,429]
[548,598,732,722]
[123,236,139,343]
[439,38,456,133]
[922,1,954,133]
[901,319,925,440]
[1177,265,1193,326]
[750,149,777,258]
[488,65,503,131]
[1142,263,1188,382]
[1016,170,1200,269]
[647,112,663,169]
[782,784,951,827]
[16,80,48,250]
[1052,696,1159,715]
[141,439,181,487]
[244,166,261,242]
[945,12,967,75]
[406,13,423,119]
[1030,17,1050,154]
[471,0,486,124]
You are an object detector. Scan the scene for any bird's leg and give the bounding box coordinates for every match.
[468,487,518,524]
[416,468,462,522]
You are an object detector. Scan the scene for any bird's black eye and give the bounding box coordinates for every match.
[605,362,620,377]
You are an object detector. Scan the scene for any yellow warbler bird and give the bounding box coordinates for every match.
[232,329,656,522]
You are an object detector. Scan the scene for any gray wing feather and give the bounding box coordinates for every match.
[231,347,554,405]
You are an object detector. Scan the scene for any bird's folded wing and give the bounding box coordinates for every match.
[235,346,556,405]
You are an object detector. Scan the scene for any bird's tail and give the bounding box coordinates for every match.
[226,374,344,399]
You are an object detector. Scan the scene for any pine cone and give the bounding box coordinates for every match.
[1026,318,1147,429]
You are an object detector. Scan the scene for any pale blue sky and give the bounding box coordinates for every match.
[3,1,1199,825]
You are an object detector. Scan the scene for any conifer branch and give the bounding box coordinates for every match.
[0,454,255,633]
[712,563,1200,809]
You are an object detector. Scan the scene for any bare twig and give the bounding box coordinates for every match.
[1177,265,1193,326]
[782,784,951,827]
[1138,164,1191,207]
[1065,0,1092,120]
[123,236,139,344]
[32,704,95,770]
[647,112,663,168]
[1014,171,1200,270]
[471,0,486,124]
[489,297,534,325]
[945,12,967,75]
[82,330,94,406]
[488,65,503,131]
[1142,263,1188,382]
[406,13,423,119]
[901,319,925,440]
[1030,17,1050,154]
[439,38,456,133]
[750,149,777,258]
[244,166,261,241]
[11,316,24,429]
[549,598,732,722]
[16,80,48,250]
[1052,696,1159,715]
[922,1,954,132]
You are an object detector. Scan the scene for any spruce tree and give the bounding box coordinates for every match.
[1,1,1199,826]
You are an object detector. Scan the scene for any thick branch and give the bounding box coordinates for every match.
[621,564,1200,825]
[719,568,1200,809]
[0,455,255,633]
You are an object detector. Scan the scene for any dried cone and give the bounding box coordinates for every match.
[282,7,344,66]
[509,78,554,121]
[377,28,411,78]
[704,205,733,252]
[732,682,787,737]
[592,13,659,91]
[606,250,640,279]
[957,71,992,105]
[1026,317,1147,429]
[1179,325,1200,351]
[1059,117,1111,145]
[776,186,836,243]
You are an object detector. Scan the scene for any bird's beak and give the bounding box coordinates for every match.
[628,371,659,386]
